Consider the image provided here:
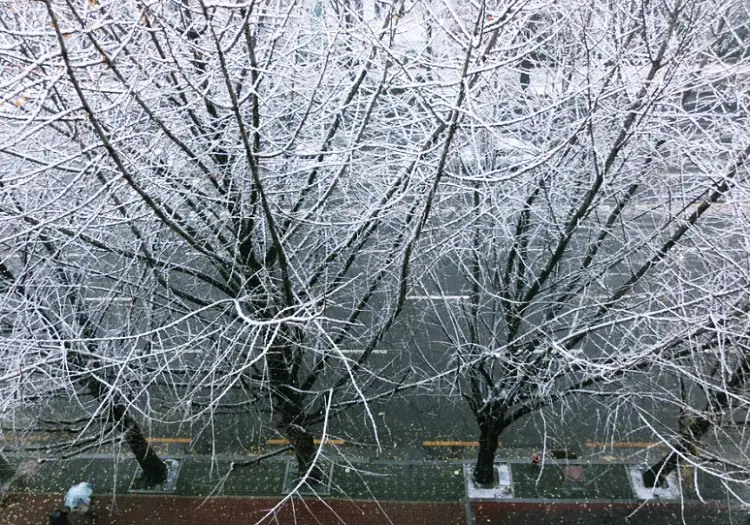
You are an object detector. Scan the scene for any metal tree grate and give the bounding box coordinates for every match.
[628,465,681,500]
[465,464,514,499]
[130,459,180,493]
[282,460,334,496]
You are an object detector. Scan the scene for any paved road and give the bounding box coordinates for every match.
[5,205,740,467]
[6,286,699,462]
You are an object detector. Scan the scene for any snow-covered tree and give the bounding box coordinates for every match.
[0,0,477,481]
[2,0,750,502]
[409,0,750,488]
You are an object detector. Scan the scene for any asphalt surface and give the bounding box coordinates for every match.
[0,454,745,525]
[4,207,741,481]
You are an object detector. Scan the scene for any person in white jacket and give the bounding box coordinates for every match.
[63,482,93,514]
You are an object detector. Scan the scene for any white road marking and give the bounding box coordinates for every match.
[337,349,390,355]
[596,201,746,214]
[407,295,470,301]
[83,296,134,303]
[180,348,391,356]
[179,348,392,356]
[529,348,584,355]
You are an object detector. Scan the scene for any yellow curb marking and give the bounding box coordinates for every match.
[148,437,192,444]
[266,438,345,446]
[422,440,482,447]
[2,434,670,450]
[0,436,192,444]
[586,440,667,449]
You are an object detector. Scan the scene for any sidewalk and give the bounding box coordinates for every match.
[0,453,744,525]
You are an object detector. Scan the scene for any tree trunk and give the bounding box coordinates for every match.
[642,451,677,488]
[288,424,324,482]
[112,404,168,484]
[642,417,710,488]
[266,338,322,482]
[643,358,750,488]
[0,452,11,475]
[520,58,532,91]
[473,423,500,487]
